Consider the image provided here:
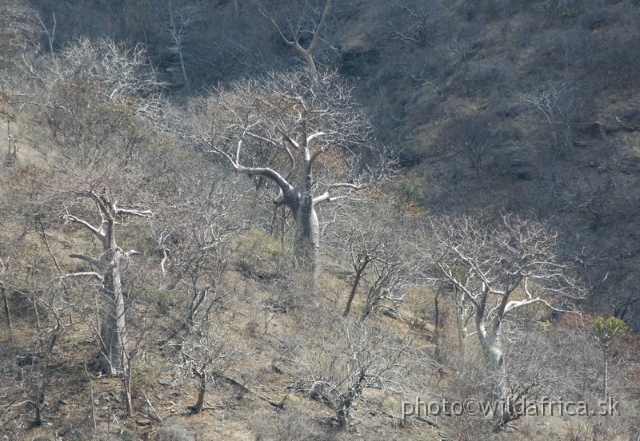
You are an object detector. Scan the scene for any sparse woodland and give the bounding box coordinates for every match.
[1,1,640,440]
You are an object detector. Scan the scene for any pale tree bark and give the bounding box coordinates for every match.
[62,190,151,414]
[165,3,200,91]
[196,70,386,282]
[428,214,580,413]
[210,120,355,278]
[35,11,58,72]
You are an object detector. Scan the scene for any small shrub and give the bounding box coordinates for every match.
[557,7,578,18]
[253,408,335,441]
[532,2,551,12]
[398,174,428,205]
[243,319,260,338]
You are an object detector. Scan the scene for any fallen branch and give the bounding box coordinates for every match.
[142,390,163,423]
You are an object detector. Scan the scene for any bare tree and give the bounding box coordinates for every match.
[332,204,412,319]
[149,159,245,343]
[429,214,579,404]
[195,70,384,280]
[255,0,332,81]
[518,81,576,158]
[292,316,414,430]
[443,115,499,184]
[62,189,151,413]
[164,2,201,91]
[13,37,163,166]
[179,323,239,414]
[35,10,58,71]
[386,1,438,48]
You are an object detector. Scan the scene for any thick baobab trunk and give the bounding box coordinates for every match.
[477,317,508,411]
[101,251,129,377]
[274,182,320,282]
[294,198,319,279]
[64,191,150,416]
[209,70,368,288]
[92,249,134,414]
[480,334,505,376]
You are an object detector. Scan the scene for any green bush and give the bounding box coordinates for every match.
[532,2,550,12]
[557,8,578,18]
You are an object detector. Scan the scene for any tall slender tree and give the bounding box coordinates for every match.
[63,190,151,413]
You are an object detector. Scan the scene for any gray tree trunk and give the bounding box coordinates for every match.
[65,191,150,415]
[192,370,206,413]
[477,313,508,420]
[101,251,129,377]
[293,196,319,279]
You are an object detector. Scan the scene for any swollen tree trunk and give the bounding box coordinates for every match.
[101,251,129,377]
[215,127,334,285]
[476,314,512,428]
[209,71,367,287]
[480,333,505,377]
[294,196,320,280]
[64,191,150,415]
[477,314,507,401]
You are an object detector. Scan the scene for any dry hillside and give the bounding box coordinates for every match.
[1,1,640,440]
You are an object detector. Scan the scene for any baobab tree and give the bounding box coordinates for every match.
[195,69,385,279]
[429,214,579,405]
[62,189,151,414]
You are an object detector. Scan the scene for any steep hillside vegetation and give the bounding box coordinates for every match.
[1,1,640,440]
